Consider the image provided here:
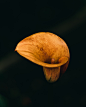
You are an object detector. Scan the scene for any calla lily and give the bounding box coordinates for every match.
[15,32,70,82]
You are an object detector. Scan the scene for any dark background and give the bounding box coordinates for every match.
[0,0,86,107]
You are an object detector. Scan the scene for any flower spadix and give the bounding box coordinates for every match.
[15,32,70,82]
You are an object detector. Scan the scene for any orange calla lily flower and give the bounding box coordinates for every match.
[15,32,70,82]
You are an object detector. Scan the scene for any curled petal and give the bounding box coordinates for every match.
[15,32,70,82]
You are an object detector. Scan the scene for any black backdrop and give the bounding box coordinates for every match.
[0,0,86,107]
